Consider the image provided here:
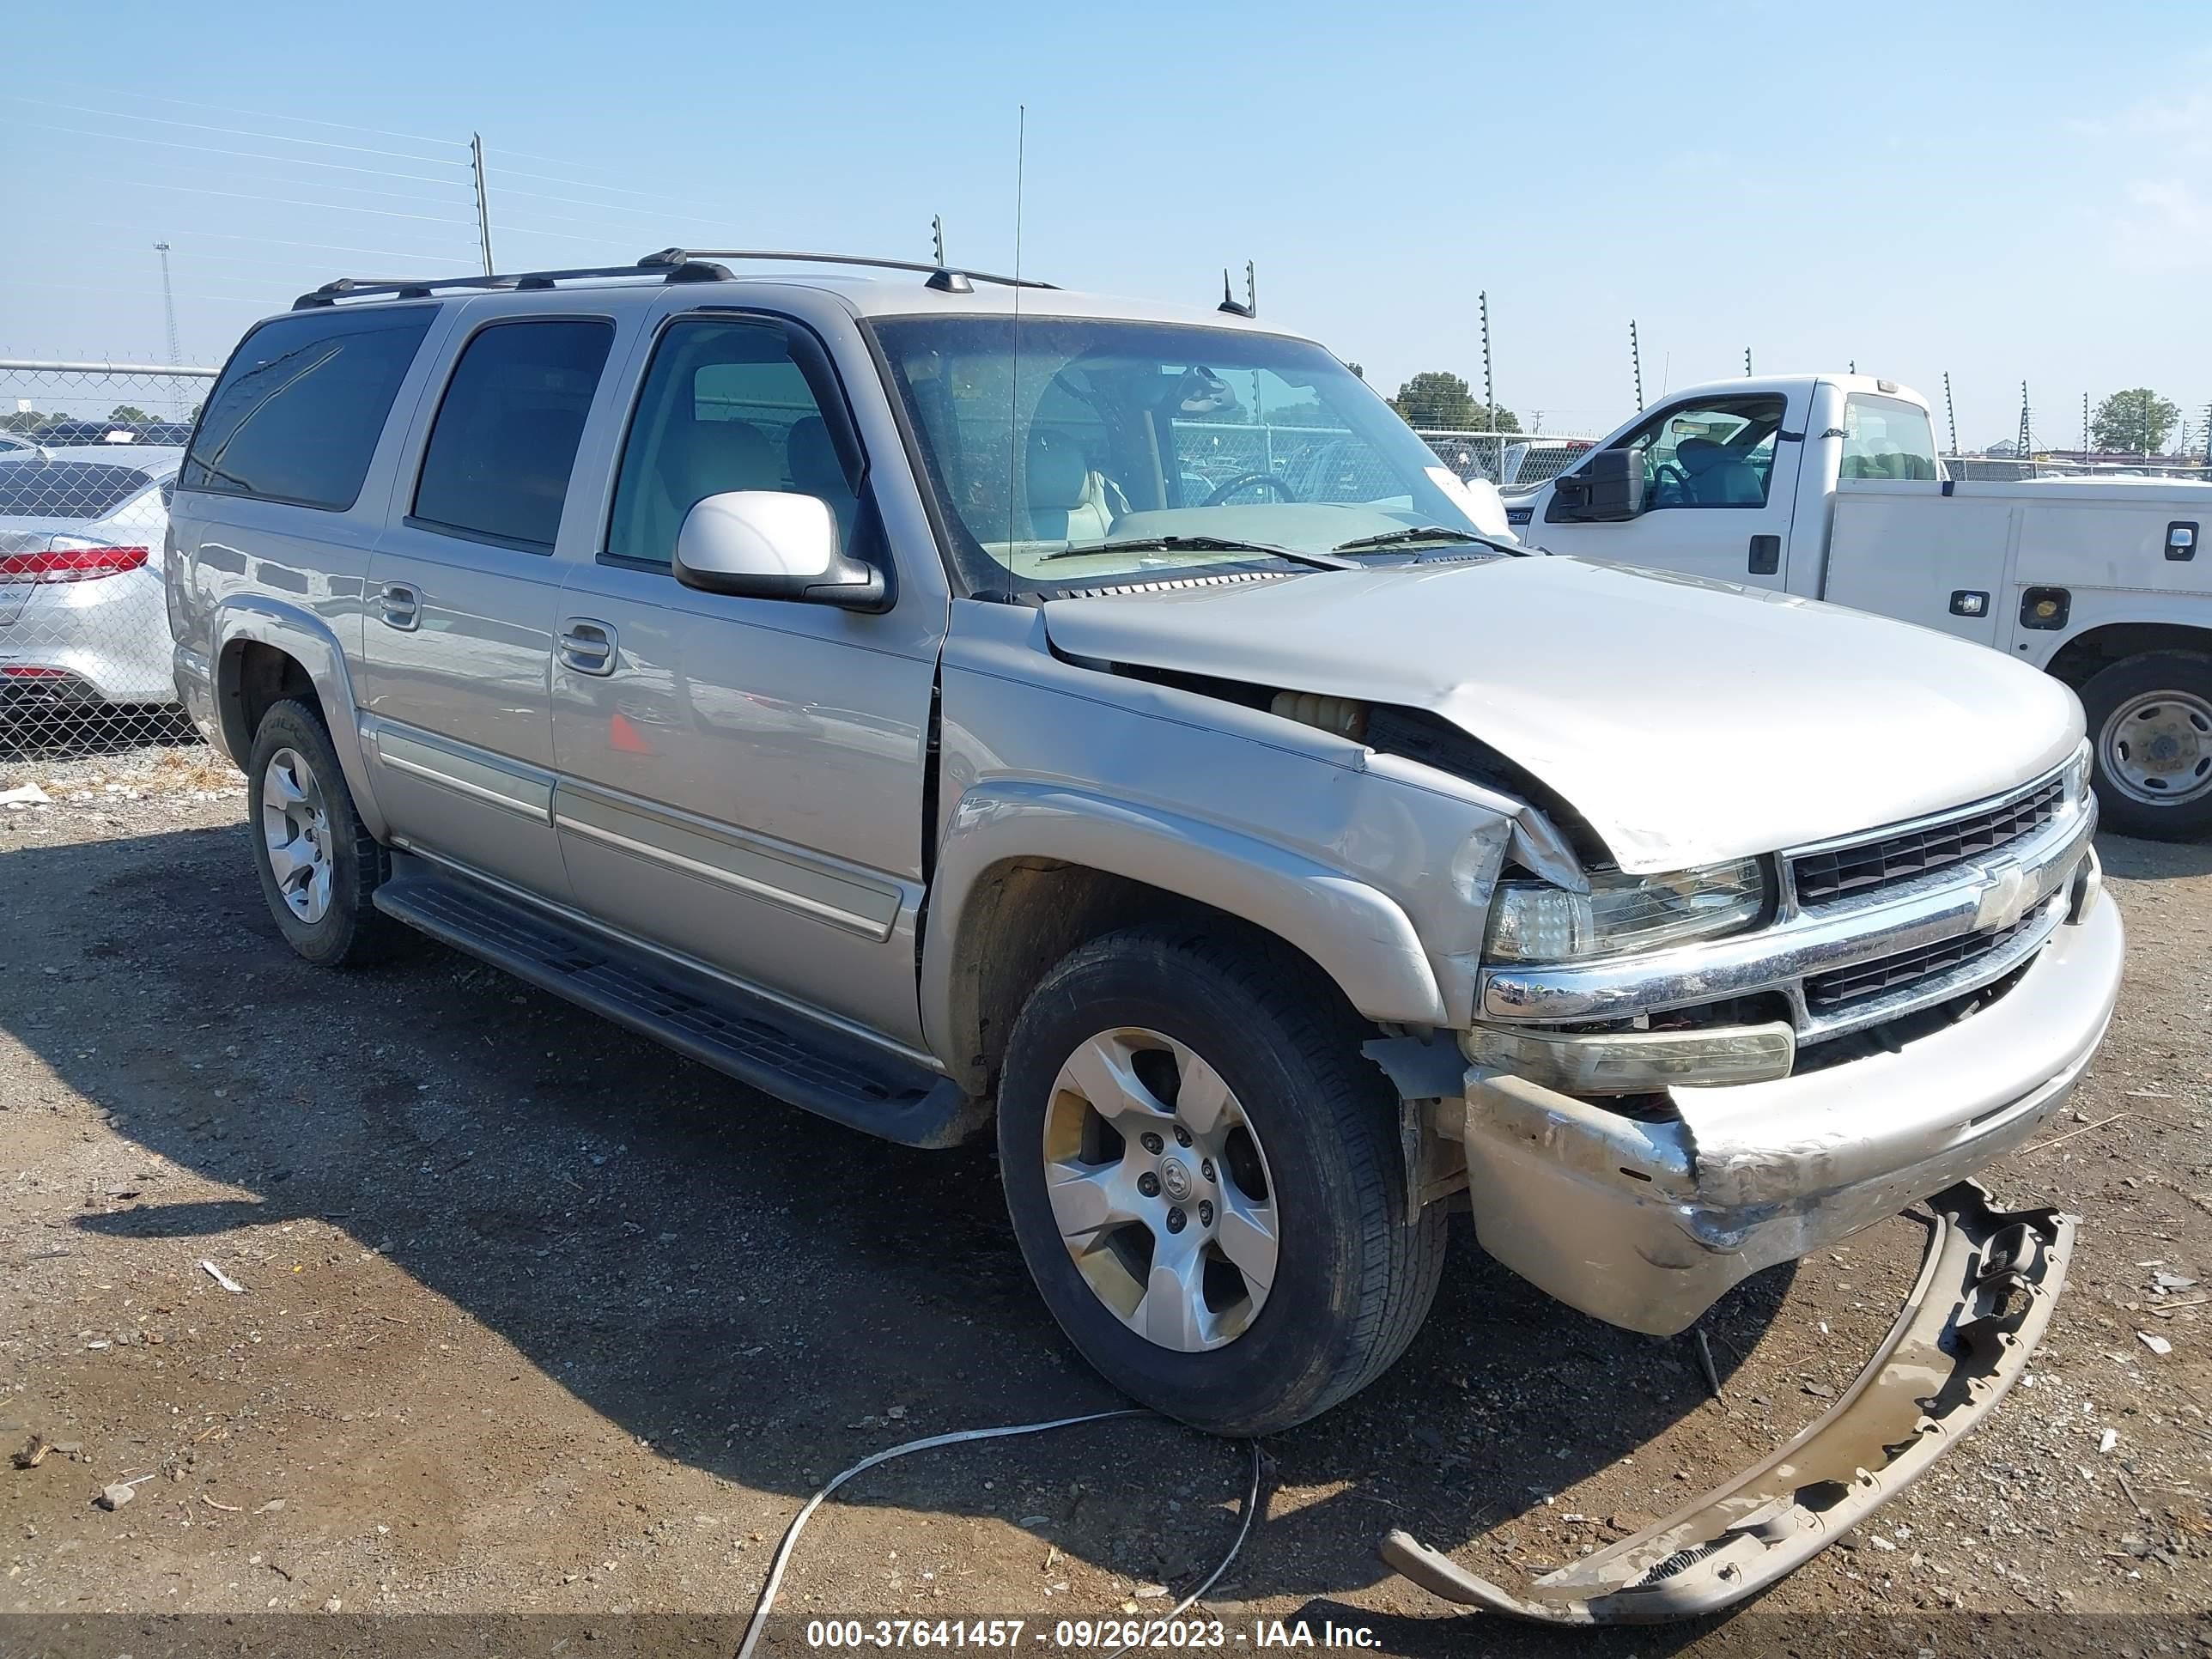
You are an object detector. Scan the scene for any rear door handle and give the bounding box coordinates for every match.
[557,618,618,676]
[379,581,421,630]
[1747,534,1782,576]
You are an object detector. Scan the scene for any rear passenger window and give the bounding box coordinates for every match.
[605,319,860,568]
[1839,394,1940,482]
[180,307,434,509]
[411,319,615,550]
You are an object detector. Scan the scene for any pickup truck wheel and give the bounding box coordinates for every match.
[246,698,399,967]
[2081,652,2212,841]
[998,925,1445,1436]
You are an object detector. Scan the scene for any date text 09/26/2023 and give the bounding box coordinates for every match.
[802,1619,1381,1650]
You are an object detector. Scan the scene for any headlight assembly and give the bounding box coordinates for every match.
[1484,857,1767,964]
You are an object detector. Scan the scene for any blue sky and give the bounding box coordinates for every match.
[6,0,2210,449]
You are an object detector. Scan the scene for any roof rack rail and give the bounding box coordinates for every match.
[641,247,1057,291]
[290,254,733,311]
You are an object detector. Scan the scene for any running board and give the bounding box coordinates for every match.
[373,860,984,1149]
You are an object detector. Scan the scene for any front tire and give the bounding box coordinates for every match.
[245,698,399,966]
[997,923,1445,1436]
[2080,651,2212,841]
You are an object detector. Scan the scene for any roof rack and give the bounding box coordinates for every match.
[642,248,1055,291]
[292,246,1055,311]
[291,255,731,310]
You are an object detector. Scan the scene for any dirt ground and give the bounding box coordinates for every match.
[3,740,2210,1657]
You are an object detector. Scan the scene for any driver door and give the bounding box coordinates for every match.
[1538,391,1808,591]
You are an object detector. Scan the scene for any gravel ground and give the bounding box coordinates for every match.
[3,740,2209,1656]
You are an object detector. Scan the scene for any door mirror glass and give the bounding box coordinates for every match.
[1553,445,1646,522]
[673,491,886,610]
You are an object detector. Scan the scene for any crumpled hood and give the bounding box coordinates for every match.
[1040,557,2082,872]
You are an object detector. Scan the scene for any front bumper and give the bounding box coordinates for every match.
[1382,1180,2073,1623]
[1445,879,2120,1336]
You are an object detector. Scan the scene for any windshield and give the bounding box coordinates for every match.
[872,316,1506,591]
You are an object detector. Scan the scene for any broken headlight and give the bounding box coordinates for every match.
[1483,857,1766,964]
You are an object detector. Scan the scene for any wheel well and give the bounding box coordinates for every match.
[2045,623,2212,689]
[219,641,318,757]
[941,860,1352,1099]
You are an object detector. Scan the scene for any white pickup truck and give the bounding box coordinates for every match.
[1505,375,2212,838]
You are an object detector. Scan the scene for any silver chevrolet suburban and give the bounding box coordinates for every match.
[169,250,2122,1620]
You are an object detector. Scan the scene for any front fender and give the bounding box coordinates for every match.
[921,778,1450,1068]
[211,596,386,841]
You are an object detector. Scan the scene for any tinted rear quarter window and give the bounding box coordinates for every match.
[0,461,155,520]
[411,319,615,550]
[181,306,435,509]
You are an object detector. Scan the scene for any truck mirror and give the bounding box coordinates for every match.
[1553,446,1646,523]
[673,490,888,611]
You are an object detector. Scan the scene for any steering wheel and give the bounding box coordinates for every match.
[1203,471,1299,507]
[1650,460,1690,507]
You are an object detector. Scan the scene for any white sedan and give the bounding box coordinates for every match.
[0,445,184,714]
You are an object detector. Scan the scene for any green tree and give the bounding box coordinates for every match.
[1389,370,1521,431]
[2091,388,2180,456]
[1391,371,1477,427]
[110,404,152,423]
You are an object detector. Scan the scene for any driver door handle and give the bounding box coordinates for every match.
[556,618,618,677]
[1747,535,1781,576]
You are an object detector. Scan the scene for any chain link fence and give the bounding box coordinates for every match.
[1,361,216,761]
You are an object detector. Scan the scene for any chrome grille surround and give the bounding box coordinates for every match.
[1477,751,2095,1050]
[1784,762,2071,911]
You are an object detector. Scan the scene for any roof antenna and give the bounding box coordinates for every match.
[926,212,970,293]
[1218,260,1255,319]
[1006,106,1026,556]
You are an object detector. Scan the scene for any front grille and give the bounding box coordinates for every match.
[1802,915,2036,1013]
[1791,776,2064,908]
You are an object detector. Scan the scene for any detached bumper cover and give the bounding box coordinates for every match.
[1381,1180,2072,1625]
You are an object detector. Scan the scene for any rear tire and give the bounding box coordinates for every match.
[997,922,1446,1436]
[245,698,400,966]
[2080,651,2212,842]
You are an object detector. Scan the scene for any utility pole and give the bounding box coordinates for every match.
[1478,289,1494,431]
[1744,347,1753,378]
[1942,372,1959,455]
[1629,320,1644,411]
[154,241,183,415]
[2083,392,2092,466]
[471,132,495,276]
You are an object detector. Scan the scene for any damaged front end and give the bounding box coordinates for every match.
[1380,1181,2072,1624]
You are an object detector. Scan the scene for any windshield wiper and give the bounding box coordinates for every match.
[1330,526,1528,557]
[1034,534,1359,571]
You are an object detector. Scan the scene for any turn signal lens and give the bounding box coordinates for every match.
[1461,1020,1796,1094]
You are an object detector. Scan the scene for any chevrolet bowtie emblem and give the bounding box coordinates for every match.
[1972,860,2036,933]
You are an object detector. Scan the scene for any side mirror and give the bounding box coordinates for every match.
[1551,446,1646,523]
[673,491,887,611]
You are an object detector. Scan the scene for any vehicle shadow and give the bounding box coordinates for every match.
[2095,830,2212,881]
[3,819,1814,1632]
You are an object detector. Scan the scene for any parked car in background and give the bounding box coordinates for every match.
[1510,374,2212,838]
[0,445,183,714]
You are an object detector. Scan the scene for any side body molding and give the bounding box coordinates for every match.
[921,779,1451,1075]
[210,596,386,840]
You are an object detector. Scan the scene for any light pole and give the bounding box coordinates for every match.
[154,241,183,416]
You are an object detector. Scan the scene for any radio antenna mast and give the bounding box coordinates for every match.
[1006,106,1026,555]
